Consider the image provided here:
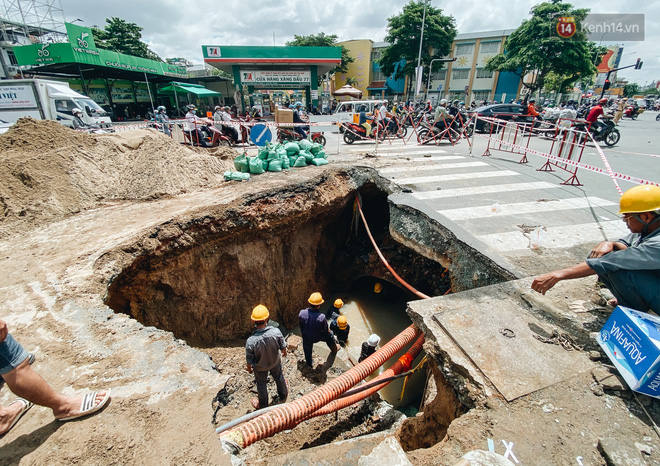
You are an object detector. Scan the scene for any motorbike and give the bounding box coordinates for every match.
[622,105,644,120]
[416,110,473,144]
[573,116,620,147]
[277,127,326,146]
[341,121,388,144]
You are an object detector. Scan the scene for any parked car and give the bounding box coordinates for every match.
[468,103,535,133]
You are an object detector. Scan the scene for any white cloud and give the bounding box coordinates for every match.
[58,0,658,84]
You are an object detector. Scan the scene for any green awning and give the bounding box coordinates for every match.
[159,82,221,97]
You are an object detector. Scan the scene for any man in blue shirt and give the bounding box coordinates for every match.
[298,292,338,367]
[532,185,660,314]
[246,305,288,409]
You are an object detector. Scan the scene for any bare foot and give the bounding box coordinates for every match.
[0,399,31,435]
[54,390,110,420]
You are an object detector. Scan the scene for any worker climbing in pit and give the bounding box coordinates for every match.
[359,334,381,363]
[298,292,338,368]
[329,299,350,348]
[245,305,288,410]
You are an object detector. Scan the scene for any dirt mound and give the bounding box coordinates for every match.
[0,118,236,237]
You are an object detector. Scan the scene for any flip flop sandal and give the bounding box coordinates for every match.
[57,389,111,421]
[0,398,33,437]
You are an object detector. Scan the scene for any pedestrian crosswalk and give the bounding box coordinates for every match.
[368,140,628,255]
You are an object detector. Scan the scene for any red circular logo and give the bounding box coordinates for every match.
[557,17,576,39]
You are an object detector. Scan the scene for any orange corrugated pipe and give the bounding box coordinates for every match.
[304,334,425,419]
[219,324,422,450]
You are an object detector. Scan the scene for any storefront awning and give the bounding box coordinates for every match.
[366,81,387,91]
[159,82,221,97]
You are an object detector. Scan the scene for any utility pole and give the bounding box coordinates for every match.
[599,58,643,99]
[426,57,456,101]
[414,0,427,98]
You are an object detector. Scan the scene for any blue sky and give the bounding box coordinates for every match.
[58,0,659,86]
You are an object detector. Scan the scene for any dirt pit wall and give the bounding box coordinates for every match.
[102,168,463,345]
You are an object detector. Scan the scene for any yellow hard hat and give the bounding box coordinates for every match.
[337,315,347,330]
[618,185,660,214]
[308,292,324,306]
[374,282,383,294]
[334,299,344,309]
[251,304,269,321]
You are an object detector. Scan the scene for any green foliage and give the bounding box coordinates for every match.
[623,83,641,98]
[345,77,358,86]
[379,0,457,93]
[485,1,604,94]
[92,17,162,62]
[286,33,354,76]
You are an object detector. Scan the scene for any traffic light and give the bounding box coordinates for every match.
[603,79,611,91]
[635,58,643,70]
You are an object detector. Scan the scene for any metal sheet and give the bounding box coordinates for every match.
[433,297,595,401]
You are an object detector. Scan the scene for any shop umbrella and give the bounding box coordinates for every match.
[333,84,363,99]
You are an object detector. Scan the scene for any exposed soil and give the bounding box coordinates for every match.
[0,118,235,238]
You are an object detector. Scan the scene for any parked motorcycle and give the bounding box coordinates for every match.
[341,121,387,144]
[417,110,473,144]
[277,127,326,146]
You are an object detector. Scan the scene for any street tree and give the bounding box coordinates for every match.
[286,33,354,82]
[485,0,605,98]
[624,83,641,98]
[345,77,358,86]
[379,0,457,97]
[92,17,162,62]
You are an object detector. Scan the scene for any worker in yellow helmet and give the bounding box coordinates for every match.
[330,314,350,347]
[246,305,288,409]
[532,185,660,313]
[298,292,338,367]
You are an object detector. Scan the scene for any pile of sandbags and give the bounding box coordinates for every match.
[232,140,328,177]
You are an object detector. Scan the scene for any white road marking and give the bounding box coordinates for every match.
[395,170,522,185]
[477,220,629,252]
[380,161,488,174]
[412,181,560,200]
[381,155,466,164]
[437,196,616,221]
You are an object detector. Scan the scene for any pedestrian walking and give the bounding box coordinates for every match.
[245,305,288,409]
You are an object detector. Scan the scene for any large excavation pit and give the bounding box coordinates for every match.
[101,167,517,459]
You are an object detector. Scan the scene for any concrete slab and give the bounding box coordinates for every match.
[409,278,596,401]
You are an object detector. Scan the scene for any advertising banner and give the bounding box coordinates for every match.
[0,84,38,108]
[240,70,311,85]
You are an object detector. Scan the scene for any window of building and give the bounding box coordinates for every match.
[433,70,447,81]
[473,91,491,101]
[480,42,500,54]
[372,68,385,81]
[455,44,474,56]
[371,50,381,62]
[7,51,18,66]
[452,69,469,80]
[476,69,493,79]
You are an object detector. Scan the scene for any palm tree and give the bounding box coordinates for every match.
[345,77,358,86]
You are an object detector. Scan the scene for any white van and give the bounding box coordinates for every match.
[0,79,112,128]
[334,99,386,125]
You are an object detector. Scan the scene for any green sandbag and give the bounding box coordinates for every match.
[267,150,278,160]
[311,158,329,166]
[224,170,251,181]
[316,150,327,159]
[276,147,287,159]
[268,160,283,172]
[300,150,314,163]
[248,156,265,174]
[289,156,298,166]
[293,155,307,167]
[284,142,300,155]
[258,148,269,160]
[310,143,322,155]
[282,155,290,169]
[298,139,312,151]
[233,153,249,173]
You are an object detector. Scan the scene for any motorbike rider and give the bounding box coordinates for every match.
[154,105,171,135]
[526,99,541,118]
[214,105,239,144]
[71,108,90,130]
[293,101,307,139]
[185,104,212,147]
[377,100,389,134]
[358,105,372,137]
[586,98,609,137]
[448,100,460,117]
[432,99,450,132]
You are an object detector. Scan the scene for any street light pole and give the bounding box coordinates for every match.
[414,1,427,97]
[425,57,456,102]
